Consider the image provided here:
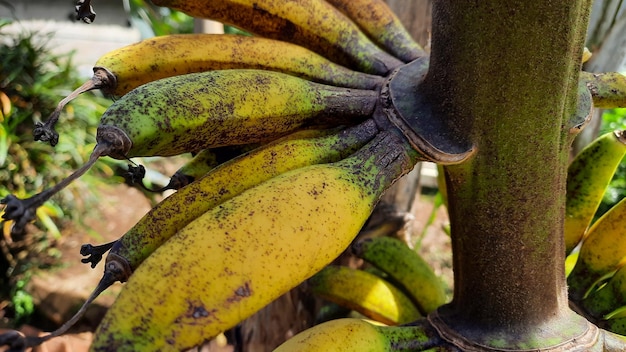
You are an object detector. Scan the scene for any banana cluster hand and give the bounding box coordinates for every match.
[0,0,479,350]
[89,131,423,351]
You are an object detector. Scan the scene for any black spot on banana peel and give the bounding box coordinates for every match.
[375,57,475,164]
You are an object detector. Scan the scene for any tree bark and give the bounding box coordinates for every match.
[426,0,600,349]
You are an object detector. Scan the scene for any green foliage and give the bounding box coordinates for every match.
[0,21,114,322]
[126,0,194,37]
[597,107,626,218]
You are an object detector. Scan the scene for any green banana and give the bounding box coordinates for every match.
[97,69,376,159]
[1,69,377,235]
[325,0,424,62]
[34,34,383,145]
[89,131,423,351]
[352,236,447,315]
[309,265,422,326]
[568,197,626,301]
[564,130,626,255]
[274,318,442,352]
[150,0,404,75]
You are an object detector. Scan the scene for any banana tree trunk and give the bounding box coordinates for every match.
[425,0,603,349]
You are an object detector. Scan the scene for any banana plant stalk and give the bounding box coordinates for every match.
[422,0,625,350]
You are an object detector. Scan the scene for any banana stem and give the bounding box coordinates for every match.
[80,240,117,268]
[0,143,107,237]
[33,79,98,146]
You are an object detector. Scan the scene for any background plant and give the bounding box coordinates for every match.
[0,20,114,325]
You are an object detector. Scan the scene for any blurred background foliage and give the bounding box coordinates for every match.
[0,20,115,322]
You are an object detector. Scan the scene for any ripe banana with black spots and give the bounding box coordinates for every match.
[89,131,423,351]
[352,236,447,314]
[309,265,421,325]
[568,196,626,301]
[2,69,377,234]
[325,0,424,62]
[150,0,404,75]
[564,130,626,255]
[274,318,441,352]
[34,34,383,145]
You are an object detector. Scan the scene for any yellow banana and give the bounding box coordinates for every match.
[564,130,626,254]
[150,0,404,75]
[34,34,383,146]
[2,69,377,234]
[568,197,626,301]
[309,265,421,326]
[325,0,424,62]
[274,318,440,352]
[89,131,423,351]
[352,236,447,314]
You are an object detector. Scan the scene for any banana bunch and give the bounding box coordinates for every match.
[88,131,424,351]
[307,236,447,327]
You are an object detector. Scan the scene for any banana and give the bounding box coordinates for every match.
[580,259,626,320]
[89,131,423,351]
[149,144,260,192]
[581,71,626,109]
[97,69,377,159]
[34,34,383,146]
[150,0,404,75]
[308,265,421,326]
[352,236,447,315]
[273,318,440,352]
[325,0,424,62]
[2,69,377,234]
[568,197,626,301]
[564,130,626,255]
[153,128,337,192]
